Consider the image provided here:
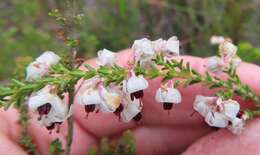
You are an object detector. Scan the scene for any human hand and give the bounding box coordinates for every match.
[1,49,260,155]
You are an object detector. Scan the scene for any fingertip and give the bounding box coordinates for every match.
[236,62,260,94]
[183,118,260,155]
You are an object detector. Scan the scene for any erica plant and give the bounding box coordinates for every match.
[0,9,260,155]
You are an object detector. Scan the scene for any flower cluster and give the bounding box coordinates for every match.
[133,36,179,67]
[5,36,257,135]
[193,96,246,134]
[25,37,181,130]
[205,39,241,72]
[193,40,250,134]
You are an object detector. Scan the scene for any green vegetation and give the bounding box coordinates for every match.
[88,130,136,155]
[0,0,260,80]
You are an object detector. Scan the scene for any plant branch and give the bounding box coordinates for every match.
[151,54,260,106]
[65,88,74,155]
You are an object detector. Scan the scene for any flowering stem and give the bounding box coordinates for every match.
[150,55,260,107]
[243,109,260,119]
[65,46,77,155]
[65,89,74,155]
[18,104,39,155]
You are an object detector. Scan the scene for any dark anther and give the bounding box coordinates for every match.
[130,90,144,101]
[163,102,173,110]
[46,122,62,134]
[210,127,220,131]
[37,103,52,120]
[84,104,96,113]
[237,111,244,118]
[114,104,123,116]
[46,123,55,131]
[114,104,124,121]
[133,112,142,122]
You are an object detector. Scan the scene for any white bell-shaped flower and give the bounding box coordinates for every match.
[75,78,101,114]
[27,85,69,131]
[152,38,166,53]
[77,88,102,106]
[152,36,180,56]
[228,117,245,135]
[132,38,154,56]
[28,85,65,112]
[132,38,155,68]
[222,99,240,120]
[98,86,121,113]
[219,41,237,62]
[210,36,225,45]
[205,111,229,128]
[36,51,60,65]
[26,51,60,81]
[205,56,225,73]
[97,49,116,66]
[39,104,72,129]
[123,72,148,100]
[165,36,180,55]
[121,96,142,123]
[193,95,216,117]
[155,87,182,110]
[76,79,101,106]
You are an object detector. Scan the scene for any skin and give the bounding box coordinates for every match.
[0,49,260,155]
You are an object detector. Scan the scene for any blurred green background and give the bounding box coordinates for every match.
[1,0,260,80]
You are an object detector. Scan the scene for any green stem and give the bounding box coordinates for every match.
[64,47,77,155]
[152,56,260,105]
[65,89,74,155]
[18,104,39,155]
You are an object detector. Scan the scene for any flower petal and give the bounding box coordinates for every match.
[99,87,121,113]
[193,95,215,117]
[36,51,60,65]
[222,99,240,120]
[228,117,245,135]
[165,36,180,55]
[132,38,154,56]
[121,98,141,122]
[26,62,48,81]
[125,74,148,94]
[155,88,182,104]
[205,56,225,73]
[205,112,229,128]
